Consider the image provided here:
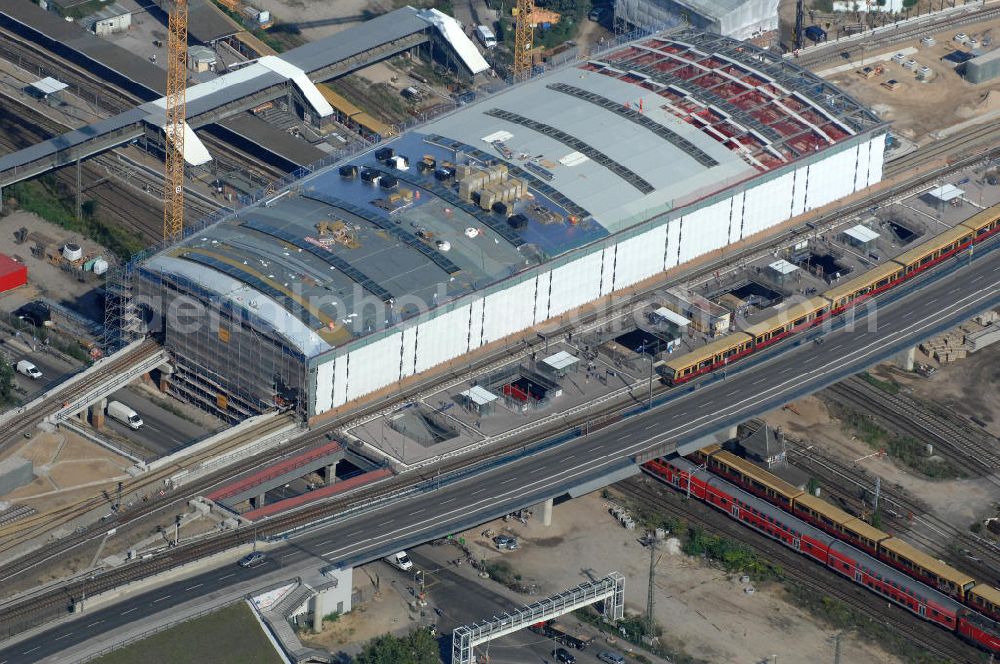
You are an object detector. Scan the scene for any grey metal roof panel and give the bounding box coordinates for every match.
[186,0,242,44]
[0,107,148,172]
[217,114,327,167]
[0,0,163,96]
[186,71,286,119]
[282,6,429,74]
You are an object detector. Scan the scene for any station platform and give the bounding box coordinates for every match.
[241,467,392,521]
[207,440,345,505]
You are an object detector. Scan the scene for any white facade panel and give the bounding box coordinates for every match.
[853,140,870,192]
[600,246,617,295]
[468,298,485,350]
[332,356,348,408]
[400,326,417,378]
[805,147,857,210]
[727,195,742,244]
[414,305,472,373]
[314,360,334,415]
[481,279,536,344]
[548,252,603,317]
[867,136,885,186]
[677,199,730,264]
[345,333,402,401]
[741,171,794,238]
[613,226,668,289]
[533,272,551,323]
[665,217,682,270]
[791,165,808,217]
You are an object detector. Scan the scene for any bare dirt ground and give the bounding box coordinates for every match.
[0,211,110,315]
[448,492,898,664]
[874,342,1000,438]
[1,428,130,510]
[301,572,416,654]
[820,18,1000,138]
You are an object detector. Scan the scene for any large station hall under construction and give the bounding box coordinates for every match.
[123,29,886,423]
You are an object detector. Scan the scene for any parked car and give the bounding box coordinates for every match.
[238,551,266,568]
[553,647,576,663]
[954,32,969,44]
[588,7,607,21]
[598,653,626,664]
[493,535,519,550]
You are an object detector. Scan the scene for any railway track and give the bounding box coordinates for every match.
[828,376,1000,481]
[782,432,1000,588]
[884,123,1000,179]
[614,476,981,663]
[793,5,1000,69]
[0,95,995,637]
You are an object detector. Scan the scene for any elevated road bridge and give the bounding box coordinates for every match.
[0,236,997,663]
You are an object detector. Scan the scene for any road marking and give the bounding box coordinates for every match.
[219,573,235,581]
[378,519,392,526]
[315,272,1000,561]
[409,508,425,516]
[752,377,767,385]
[828,344,842,351]
[86,620,103,627]
[564,455,575,461]
[501,477,518,484]
[54,633,73,641]
[153,596,171,603]
[22,647,39,654]
[121,607,137,615]
[926,297,938,305]
[441,497,457,504]
[471,489,486,495]
[184,583,203,591]
[281,552,297,559]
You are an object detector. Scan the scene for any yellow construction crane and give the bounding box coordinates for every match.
[163,0,188,242]
[513,0,534,79]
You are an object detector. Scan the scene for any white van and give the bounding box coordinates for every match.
[15,360,42,379]
[384,551,413,572]
[475,25,497,49]
[107,400,143,430]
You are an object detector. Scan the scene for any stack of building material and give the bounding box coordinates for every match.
[919,330,966,363]
[967,325,1000,353]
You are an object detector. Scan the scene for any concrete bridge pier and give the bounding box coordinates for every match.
[894,346,916,371]
[538,497,553,527]
[89,398,107,430]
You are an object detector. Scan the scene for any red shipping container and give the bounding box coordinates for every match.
[0,254,27,293]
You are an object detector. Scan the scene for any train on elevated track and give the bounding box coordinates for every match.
[641,446,1000,653]
[662,203,1000,383]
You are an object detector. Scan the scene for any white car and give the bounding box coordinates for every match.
[891,52,905,64]
[954,33,969,44]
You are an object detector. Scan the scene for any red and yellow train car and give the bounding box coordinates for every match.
[661,332,753,384]
[743,296,831,349]
[878,537,976,601]
[705,450,802,509]
[968,583,1000,623]
[891,223,975,277]
[959,202,1000,241]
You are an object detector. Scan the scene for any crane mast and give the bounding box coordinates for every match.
[163,0,188,242]
[513,0,534,79]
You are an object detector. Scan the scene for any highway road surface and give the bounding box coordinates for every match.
[3,244,999,663]
[103,386,216,458]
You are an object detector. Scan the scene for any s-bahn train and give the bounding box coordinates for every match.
[643,455,1000,653]
[661,203,1000,384]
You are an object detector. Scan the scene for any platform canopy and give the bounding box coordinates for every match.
[460,385,498,406]
[767,259,798,275]
[652,307,691,327]
[29,77,67,96]
[843,224,880,244]
[927,184,964,202]
[541,350,578,372]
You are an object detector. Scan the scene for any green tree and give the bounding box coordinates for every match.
[354,628,440,664]
[0,358,14,406]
